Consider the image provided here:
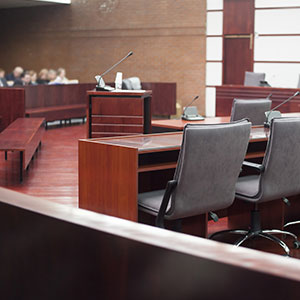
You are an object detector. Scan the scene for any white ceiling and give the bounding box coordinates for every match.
[0,0,71,9]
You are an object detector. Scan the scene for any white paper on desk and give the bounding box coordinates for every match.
[112,89,146,93]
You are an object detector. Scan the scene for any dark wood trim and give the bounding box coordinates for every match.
[2,187,300,298]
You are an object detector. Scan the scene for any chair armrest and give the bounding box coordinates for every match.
[242,161,265,172]
[156,180,177,228]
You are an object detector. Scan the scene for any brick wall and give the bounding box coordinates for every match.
[0,0,206,115]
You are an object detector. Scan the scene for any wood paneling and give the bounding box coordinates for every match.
[223,0,254,84]
[78,141,138,221]
[216,85,300,116]
[223,0,254,34]
[88,91,152,138]
[0,88,25,132]
[223,37,253,84]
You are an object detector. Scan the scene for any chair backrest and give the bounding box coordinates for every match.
[122,77,142,90]
[244,71,266,86]
[167,120,251,219]
[230,99,272,125]
[259,117,300,202]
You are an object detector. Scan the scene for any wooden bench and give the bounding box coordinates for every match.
[0,118,45,181]
[25,104,86,128]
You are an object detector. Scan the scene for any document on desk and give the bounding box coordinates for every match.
[112,89,146,93]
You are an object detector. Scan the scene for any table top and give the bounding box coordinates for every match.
[83,126,269,153]
[152,116,231,130]
[152,113,300,130]
[87,89,152,97]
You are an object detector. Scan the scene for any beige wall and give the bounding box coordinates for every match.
[0,0,206,115]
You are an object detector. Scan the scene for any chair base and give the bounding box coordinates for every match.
[209,210,300,256]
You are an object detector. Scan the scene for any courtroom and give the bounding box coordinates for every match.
[1,0,300,299]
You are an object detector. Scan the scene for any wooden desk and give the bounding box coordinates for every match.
[79,127,269,232]
[152,116,231,132]
[216,85,300,116]
[152,113,300,132]
[87,90,152,138]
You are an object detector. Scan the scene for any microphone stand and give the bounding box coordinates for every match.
[95,51,133,91]
[181,95,204,121]
[264,91,300,127]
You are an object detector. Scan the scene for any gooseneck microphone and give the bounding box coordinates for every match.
[181,95,205,121]
[264,91,300,127]
[95,51,133,91]
[183,95,199,114]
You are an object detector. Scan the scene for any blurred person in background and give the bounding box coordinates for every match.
[6,66,24,85]
[47,69,57,84]
[49,67,69,84]
[29,70,38,85]
[0,68,8,87]
[37,68,49,84]
[14,71,32,86]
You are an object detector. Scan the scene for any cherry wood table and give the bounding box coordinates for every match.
[0,118,45,181]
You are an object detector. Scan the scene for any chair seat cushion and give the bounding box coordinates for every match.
[235,175,260,200]
[138,190,171,216]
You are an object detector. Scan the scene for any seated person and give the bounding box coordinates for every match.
[36,68,49,84]
[13,71,32,86]
[29,70,38,85]
[47,69,57,84]
[49,68,69,84]
[0,68,8,87]
[6,66,24,85]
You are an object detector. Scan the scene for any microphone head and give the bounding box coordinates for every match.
[128,51,133,57]
[295,91,300,96]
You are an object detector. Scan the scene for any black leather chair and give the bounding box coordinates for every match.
[138,120,251,229]
[211,117,300,256]
[244,71,266,87]
[230,99,272,125]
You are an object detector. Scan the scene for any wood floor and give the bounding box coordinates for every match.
[1,123,300,258]
[0,123,85,206]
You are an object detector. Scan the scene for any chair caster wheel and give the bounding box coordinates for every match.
[293,240,300,249]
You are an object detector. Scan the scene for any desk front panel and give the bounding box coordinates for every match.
[87,91,152,138]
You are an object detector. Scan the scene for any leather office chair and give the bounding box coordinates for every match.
[244,71,266,87]
[211,118,300,256]
[138,120,251,229]
[122,77,142,90]
[230,99,272,125]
